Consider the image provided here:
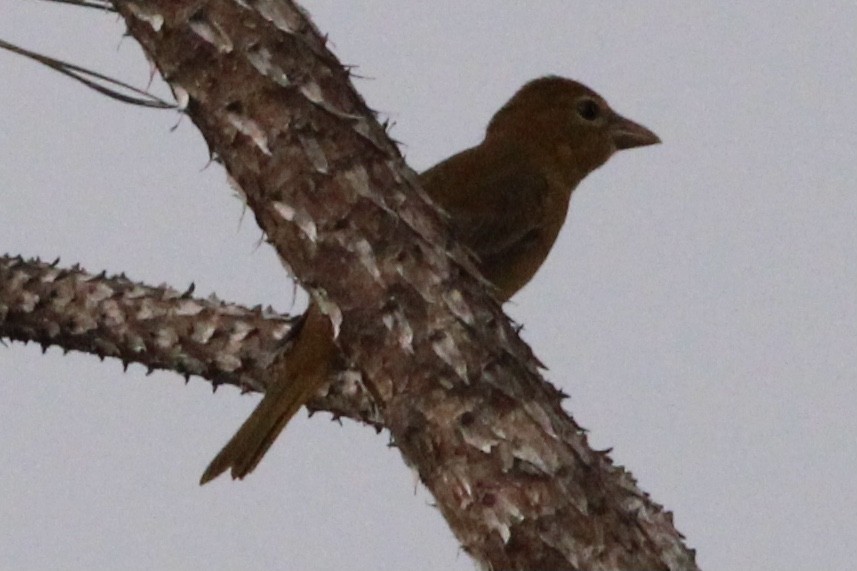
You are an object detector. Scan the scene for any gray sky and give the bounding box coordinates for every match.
[1,2,856,570]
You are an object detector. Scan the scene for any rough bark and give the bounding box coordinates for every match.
[1,1,698,568]
[0,254,378,425]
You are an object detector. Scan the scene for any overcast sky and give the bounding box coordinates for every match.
[1,2,856,570]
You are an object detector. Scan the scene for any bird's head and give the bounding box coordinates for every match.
[485,76,660,182]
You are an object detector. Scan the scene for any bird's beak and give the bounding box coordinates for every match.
[609,113,661,150]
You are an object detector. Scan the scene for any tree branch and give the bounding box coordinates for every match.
[0,254,379,426]
[2,0,698,567]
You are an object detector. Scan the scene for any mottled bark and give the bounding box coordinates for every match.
[0,1,698,568]
[0,254,378,425]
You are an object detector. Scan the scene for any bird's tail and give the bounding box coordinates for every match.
[199,306,335,485]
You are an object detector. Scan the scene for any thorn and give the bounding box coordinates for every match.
[182,282,196,297]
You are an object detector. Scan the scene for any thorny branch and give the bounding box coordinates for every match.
[0,1,698,569]
[0,255,379,426]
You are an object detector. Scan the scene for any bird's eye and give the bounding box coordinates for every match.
[576,98,601,121]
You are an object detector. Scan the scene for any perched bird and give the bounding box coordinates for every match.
[200,76,660,484]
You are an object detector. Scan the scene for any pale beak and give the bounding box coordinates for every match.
[610,113,661,150]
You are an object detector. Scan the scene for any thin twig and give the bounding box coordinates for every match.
[0,38,174,109]
[33,0,116,13]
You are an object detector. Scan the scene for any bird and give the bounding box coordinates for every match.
[199,76,660,484]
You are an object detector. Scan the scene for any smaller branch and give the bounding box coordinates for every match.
[0,254,380,426]
[0,38,173,108]
[33,0,116,12]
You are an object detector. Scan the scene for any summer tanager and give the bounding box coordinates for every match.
[200,76,660,484]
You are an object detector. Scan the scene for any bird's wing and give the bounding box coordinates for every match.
[447,168,549,266]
